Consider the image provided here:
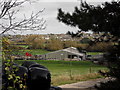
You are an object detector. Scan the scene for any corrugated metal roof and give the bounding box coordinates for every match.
[63,49,84,56]
[45,47,84,56]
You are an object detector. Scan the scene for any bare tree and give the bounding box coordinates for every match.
[0,1,47,89]
[0,0,46,35]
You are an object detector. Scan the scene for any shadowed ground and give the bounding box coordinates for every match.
[59,78,109,90]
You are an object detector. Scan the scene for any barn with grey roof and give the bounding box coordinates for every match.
[42,47,86,61]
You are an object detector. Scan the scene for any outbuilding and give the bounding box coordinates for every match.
[42,47,86,61]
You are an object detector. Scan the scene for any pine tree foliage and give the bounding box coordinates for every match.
[57,1,120,89]
[57,1,120,37]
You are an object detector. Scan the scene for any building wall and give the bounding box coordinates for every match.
[43,51,68,60]
[42,51,85,60]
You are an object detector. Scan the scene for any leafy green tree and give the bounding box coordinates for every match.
[25,35,45,49]
[80,38,92,44]
[87,42,113,52]
[46,39,63,51]
[63,40,78,48]
[2,37,28,90]
[57,1,120,89]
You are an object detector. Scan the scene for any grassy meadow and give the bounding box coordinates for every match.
[17,48,103,56]
[15,60,107,86]
[16,49,51,55]
[23,49,51,55]
[87,52,103,55]
[14,46,106,85]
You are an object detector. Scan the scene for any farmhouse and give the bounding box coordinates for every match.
[42,47,86,61]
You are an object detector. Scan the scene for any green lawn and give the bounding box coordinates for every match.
[87,52,103,55]
[15,60,107,86]
[16,49,51,55]
[17,45,29,49]
[24,49,51,55]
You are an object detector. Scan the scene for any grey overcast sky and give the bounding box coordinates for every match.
[32,0,113,2]
[7,0,114,35]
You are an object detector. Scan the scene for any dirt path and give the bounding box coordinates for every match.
[59,78,108,90]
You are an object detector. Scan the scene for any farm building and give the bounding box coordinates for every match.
[42,47,86,61]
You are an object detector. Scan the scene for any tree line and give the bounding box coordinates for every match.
[15,34,113,52]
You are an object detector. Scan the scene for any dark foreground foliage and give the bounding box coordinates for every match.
[95,80,120,90]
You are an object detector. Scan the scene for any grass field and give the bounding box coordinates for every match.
[14,45,103,56]
[17,45,29,49]
[17,49,51,55]
[24,49,51,55]
[15,60,107,86]
[17,48,103,56]
[87,52,103,55]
